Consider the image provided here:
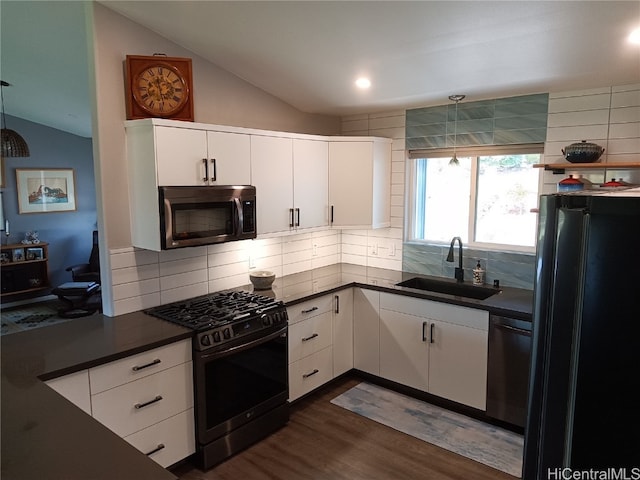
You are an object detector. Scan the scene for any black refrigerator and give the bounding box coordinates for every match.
[523,188,640,479]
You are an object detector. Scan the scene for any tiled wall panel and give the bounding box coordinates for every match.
[542,83,640,193]
[107,84,639,315]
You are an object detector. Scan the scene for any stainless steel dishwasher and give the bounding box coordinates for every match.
[486,314,532,428]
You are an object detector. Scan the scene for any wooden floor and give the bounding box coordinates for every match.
[171,375,518,480]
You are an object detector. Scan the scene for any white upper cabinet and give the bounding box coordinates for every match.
[126,121,251,188]
[251,135,294,234]
[293,139,329,230]
[206,131,251,185]
[251,136,329,235]
[155,127,251,186]
[154,126,208,186]
[328,138,392,229]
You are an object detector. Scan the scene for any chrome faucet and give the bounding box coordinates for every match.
[446,236,464,283]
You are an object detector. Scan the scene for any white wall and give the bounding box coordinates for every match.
[340,112,406,270]
[541,84,640,193]
[342,83,640,272]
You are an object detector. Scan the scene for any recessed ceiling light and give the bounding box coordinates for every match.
[629,27,640,45]
[355,77,371,89]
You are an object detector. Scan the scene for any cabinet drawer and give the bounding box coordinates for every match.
[124,409,195,468]
[286,295,333,325]
[91,362,193,437]
[289,346,333,401]
[288,311,332,363]
[90,339,191,394]
[380,293,488,330]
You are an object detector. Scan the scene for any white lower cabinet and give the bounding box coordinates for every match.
[45,369,92,415]
[353,288,380,375]
[332,289,354,377]
[91,362,193,438]
[289,346,333,401]
[287,295,334,401]
[379,293,489,410]
[44,339,195,468]
[123,409,195,468]
[89,339,195,467]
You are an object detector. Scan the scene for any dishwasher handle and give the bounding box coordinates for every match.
[494,322,531,337]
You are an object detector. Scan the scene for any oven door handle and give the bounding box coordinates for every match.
[198,325,287,361]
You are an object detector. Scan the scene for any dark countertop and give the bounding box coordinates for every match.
[1,311,191,480]
[250,263,533,321]
[1,263,532,480]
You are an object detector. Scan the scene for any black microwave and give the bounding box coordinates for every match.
[159,185,256,249]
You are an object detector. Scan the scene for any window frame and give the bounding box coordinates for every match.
[406,144,544,253]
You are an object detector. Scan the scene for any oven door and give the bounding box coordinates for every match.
[193,325,288,446]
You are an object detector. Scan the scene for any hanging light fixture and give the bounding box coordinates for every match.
[448,94,465,165]
[1,80,30,158]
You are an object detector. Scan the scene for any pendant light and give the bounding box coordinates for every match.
[1,80,30,158]
[448,94,465,166]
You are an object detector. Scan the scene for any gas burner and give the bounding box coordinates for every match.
[145,290,287,350]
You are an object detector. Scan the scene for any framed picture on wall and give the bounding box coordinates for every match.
[16,168,77,214]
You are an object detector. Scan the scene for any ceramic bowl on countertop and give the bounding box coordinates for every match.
[249,271,276,290]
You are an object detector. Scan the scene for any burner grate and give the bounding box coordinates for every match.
[145,290,280,330]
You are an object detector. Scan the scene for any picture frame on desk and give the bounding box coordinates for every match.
[11,248,24,262]
[16,168,77,214]
[25,247,44,261]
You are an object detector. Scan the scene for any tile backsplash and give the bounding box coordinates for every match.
[403,242,535,290]
[108,226,410,316]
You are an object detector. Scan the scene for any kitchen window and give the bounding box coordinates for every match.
[408,145,543,250]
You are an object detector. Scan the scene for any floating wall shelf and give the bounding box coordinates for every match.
[533,162,640,174]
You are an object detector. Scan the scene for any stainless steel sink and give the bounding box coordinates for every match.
[396,276,500,300]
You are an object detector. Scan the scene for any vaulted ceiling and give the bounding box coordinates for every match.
[2,1,639,138]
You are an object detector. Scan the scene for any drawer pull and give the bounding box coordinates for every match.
[134,395,163,410]
[301,333,319,342]
[145,443,165,456]
[132,359,161,371]
[303,369,319,379]
[301,306,318,314]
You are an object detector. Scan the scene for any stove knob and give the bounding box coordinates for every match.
[213,331,221,343]
[200,334,212,347]
[262,314,272,327]
[223,328,231,339]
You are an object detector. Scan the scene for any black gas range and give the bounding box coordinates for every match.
[145,290,288,351]
[145,290,289,470]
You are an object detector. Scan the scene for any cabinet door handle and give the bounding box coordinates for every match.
[289,208,295,228]
[295,208,300,227]
[202,158,208,182]
[303,369,319,379]
[301,306,318,314]
[132,358,161,371]
[335,295,340,314]
[145,444,165,456]
[430,323,435,344]
[134,395,163,410]
[330,205,334,224]
[302,333,319,342]
[210,158,217,182]
[422,321,428,342]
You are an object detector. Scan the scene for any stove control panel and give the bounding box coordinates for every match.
[196,308,288,351]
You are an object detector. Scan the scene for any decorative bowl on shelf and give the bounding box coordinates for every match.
[561,140,605,163]
[249,271,276,290]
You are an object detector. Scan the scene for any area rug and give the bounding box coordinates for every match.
[1,300,71,335]
[331,382,523,477]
